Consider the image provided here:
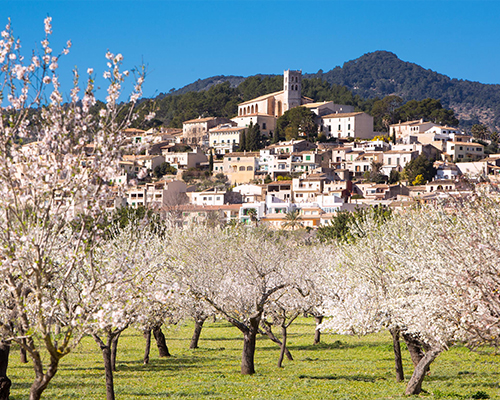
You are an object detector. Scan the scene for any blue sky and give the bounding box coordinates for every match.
[3,0,500,100]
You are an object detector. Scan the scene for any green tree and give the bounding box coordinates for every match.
[403,155,436,185]
[239,129,247,151]
[471,124,489,140]
[276,107,318,141]
[490,131,499,143]
[389,169,400,184]
[317,206,392,243]
[281,210,303,230]
[245,121,261,151]
[209,149,214,173]
[371,95,403,132]
[271,130,279,144]
[412,174,425,186]
[394,98,459,127]
[153,162,177,178]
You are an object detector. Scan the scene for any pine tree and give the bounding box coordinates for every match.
[209,149,214,173]
[239,129,246,151]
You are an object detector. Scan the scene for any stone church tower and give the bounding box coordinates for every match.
[283,69,302,111]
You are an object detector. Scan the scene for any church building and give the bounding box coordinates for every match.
[231,70,314,136]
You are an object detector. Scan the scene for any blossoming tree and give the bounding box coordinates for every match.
[169,225,299,375]
[0,18,144,400]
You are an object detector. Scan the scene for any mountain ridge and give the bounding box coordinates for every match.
[160,51,500,129]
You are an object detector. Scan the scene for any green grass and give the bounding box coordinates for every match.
[8,319,500,399]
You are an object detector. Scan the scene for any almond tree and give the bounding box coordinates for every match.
[0,18,144,400]
[82,224,166,400]
[322,195,500,395]
[169,225,297,374]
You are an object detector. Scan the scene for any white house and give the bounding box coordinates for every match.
[320,112,374,140]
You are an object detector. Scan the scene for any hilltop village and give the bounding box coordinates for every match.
[106,70,500,227]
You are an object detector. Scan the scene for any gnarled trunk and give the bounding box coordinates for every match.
[313,316,323,345]
[405,348,441,395]
[19,339,27,364]
[260,321,293,361]
[28,351,59,400]
[390,328,404,382]
[189,317,206,349]
[143,330,151,364]
[241,316,260,375]
[403,333,426,367]
[0,341,10,400]
[277,326,288,368]
[153,325,170,357]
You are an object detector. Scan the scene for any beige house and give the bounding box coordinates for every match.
[161,147,207,169]
[444,141,484,161]
[389,119,437,141]
[382,150,419,174]
[182,116,233,146]
[126,179,188,208]
[321,112,374,140]
[231,114,276,137]
[223,152,260,184]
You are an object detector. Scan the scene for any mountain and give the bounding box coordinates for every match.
[163,51,500,129]
[304,51,500,128]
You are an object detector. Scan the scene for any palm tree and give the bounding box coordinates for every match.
[246,208,258,226]
[282,210,303,230]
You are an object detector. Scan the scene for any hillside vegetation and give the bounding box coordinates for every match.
[151,51,500,130]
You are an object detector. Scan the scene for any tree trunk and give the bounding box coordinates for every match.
[314,316,323,345]
[402,333,426,368]
[260,322,293,360]
[143,330,151,365]
[28,354,59,400]
[277,326,287,368]
[20,339,27,364]
[110,331,121,372]
[0,342,10,400]
[189,317,206,349]
[405,348,441,395]
[93,334,115,400]
[153,325,170,357]
[390,328,404,382]
[241,331,257,375]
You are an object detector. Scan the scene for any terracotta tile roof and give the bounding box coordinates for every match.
[209,127,246,133]
[322,112,365,119]
[238,90,284,106]
[183,117,217,124]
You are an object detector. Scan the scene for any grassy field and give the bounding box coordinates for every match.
[7,318,499,399]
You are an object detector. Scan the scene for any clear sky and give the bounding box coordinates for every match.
[3,0,500,100]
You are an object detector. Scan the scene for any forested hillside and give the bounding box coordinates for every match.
[305,51,500,128]
[153,51,500,130]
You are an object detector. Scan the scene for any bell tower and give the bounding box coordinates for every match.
[283,69,302,111]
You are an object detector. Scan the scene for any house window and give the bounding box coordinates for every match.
[388,158,392,165]
[338,124,341,130]
[262,123,266,130]
[247,166,253,171]
[348,124,351,130]
[306,155,311,161]
[239,166,245,171]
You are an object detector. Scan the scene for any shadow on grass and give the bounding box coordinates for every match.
[127,390,218,398]
[286,340,387,352]
[298,374,384,383]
